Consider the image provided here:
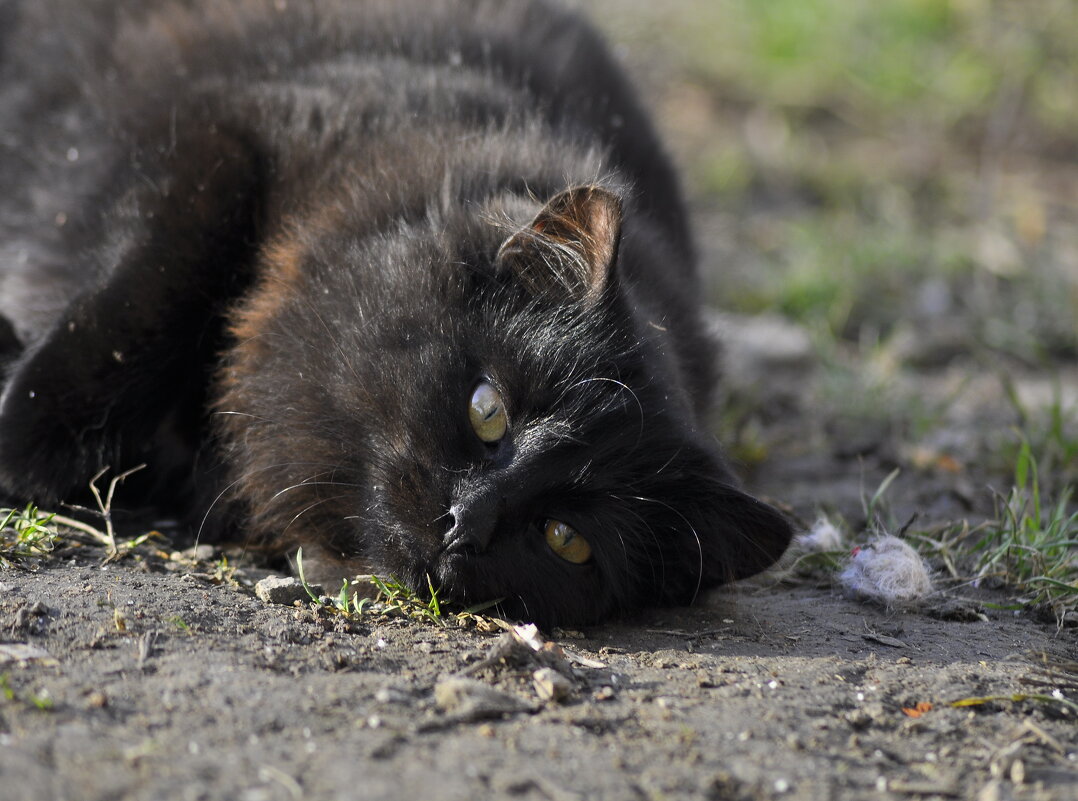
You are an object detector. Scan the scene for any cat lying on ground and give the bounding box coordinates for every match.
[0,0,791,626]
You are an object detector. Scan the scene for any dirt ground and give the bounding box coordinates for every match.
[1,530,1075,801]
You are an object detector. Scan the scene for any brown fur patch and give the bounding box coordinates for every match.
[228,234,306,348]
[223,196,349,385]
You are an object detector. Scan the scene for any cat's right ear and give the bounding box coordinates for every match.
[496,185,622,304]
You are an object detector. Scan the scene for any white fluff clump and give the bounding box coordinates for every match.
[796,515,845,552]
[839,535,932,608]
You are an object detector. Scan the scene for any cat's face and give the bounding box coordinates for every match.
[218,186,792,627]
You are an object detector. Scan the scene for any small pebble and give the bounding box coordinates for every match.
[374,687,411,705]
[532,668,572,703]
[433,678,530,720]
[977,780,1014,801]
[593,686,616,701]
[254,576,321,606]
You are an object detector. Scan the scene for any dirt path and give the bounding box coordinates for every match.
[1,543,1074,801]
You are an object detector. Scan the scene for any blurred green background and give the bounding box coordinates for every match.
[590,0,1076,358]
[583,0,1077,495]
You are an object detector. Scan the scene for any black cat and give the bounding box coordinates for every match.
[0,0,791,626]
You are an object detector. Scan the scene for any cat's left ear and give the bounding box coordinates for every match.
[496,185,622,303]
[634,437,795,605]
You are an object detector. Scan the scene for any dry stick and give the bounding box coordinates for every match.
[48,513,110,545]
[55,464,147,556]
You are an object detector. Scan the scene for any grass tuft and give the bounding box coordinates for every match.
[0,673,54,712]
[970,441,1077,625]
[296,547,502,627]
[0,505,59,567]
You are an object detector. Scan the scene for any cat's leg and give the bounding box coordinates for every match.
[0,125,265,508]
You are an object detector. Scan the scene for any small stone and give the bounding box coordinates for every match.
[593,685,616,701]
[186,544,216,562]
[255,576,321,606]
[533,668,572,703]
[433,678,531,721]
[977,780,1014,801]
[86,691,108,708]
[374,686,411,705]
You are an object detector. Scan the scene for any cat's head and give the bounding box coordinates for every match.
[218,184,792,627]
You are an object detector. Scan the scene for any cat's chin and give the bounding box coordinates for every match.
[427,549,606,628]
[429,551,492,605]
[428,551,541,624]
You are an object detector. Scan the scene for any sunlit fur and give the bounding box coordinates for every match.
[0,0,792,626]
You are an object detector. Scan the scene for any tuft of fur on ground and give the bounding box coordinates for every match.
[795,515,845,552]
[839,535,933,608]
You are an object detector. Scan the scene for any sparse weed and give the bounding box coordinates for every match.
[51,466,157,560]
[998,377,1078,494]
[168,616,193,634]
[0,505,59,567]
[0,673,54,711]
[969,441,1077,624]
[295,547,502,627]
[784,547,847,578]
[863,467,901,527]
[906,443,1076,624]
[2,466,161,565]
[803,448,1076,626]
[212,556,239,586]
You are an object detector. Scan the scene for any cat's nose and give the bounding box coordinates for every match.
[442,501,496,554]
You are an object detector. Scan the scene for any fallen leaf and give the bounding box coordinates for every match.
[901,701,933,717]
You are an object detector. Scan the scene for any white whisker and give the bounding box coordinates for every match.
[282,493,353,536]
[270,480,361,501]
[564,376,645,446]
[628,494,704,605]
[195,460,344,543]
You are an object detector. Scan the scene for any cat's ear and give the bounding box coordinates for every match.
[630,437,794,605]
[496,185,622,303]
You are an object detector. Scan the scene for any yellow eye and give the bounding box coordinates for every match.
[468,381,508,443]
[544,520,592,564]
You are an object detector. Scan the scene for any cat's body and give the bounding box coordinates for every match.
[0,0,791,625]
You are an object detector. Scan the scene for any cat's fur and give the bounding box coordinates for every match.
[0,0,791,626]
